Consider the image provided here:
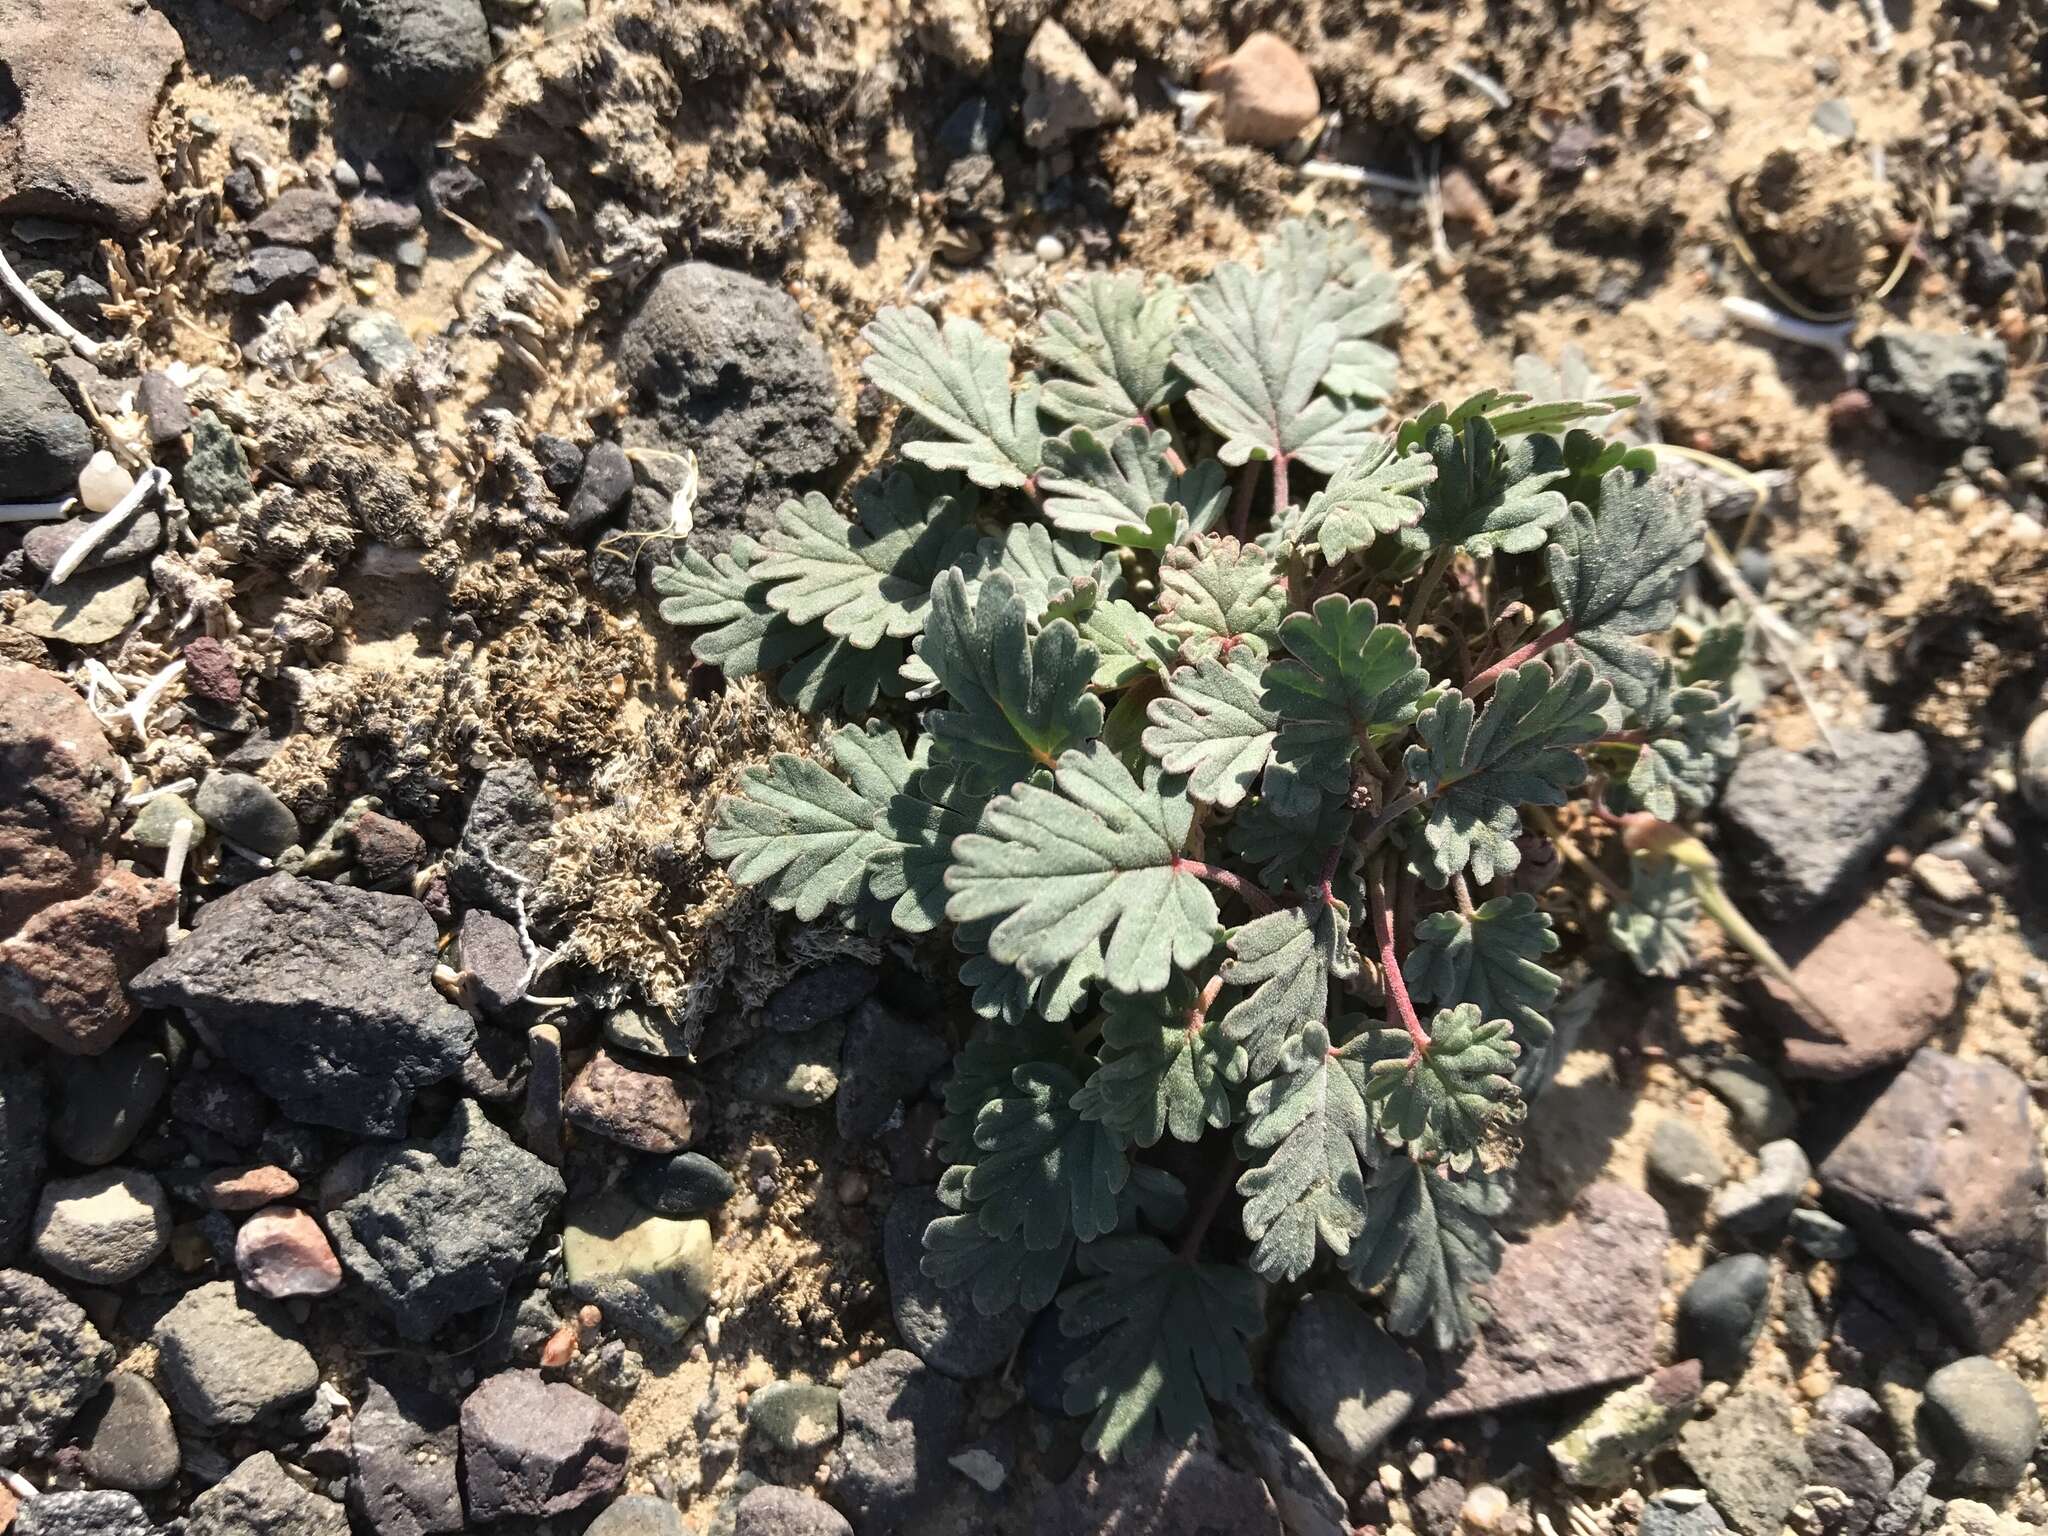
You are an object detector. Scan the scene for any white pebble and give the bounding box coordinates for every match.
[1378,1462,1404,1494]
[1034,233,1066,263]
[1462,1484,1511,1529]
[78,451,134,514]
[325,62,350,91]
[1408,1450,1437,1483]
[1946,483,1983,514]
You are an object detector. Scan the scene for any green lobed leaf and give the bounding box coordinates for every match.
[955,916,1102,1026]
[1402,893,1561,1048]
[1045,577,1177,690]
[1414,415,1571,560]
[965,522,1121,615]
[1226,790,1358,891]
[1544,467,1705,706]
[1346,1158,1511,1351]
[1608,665,1739,819]
[1073,980,1248,1147]
[1263,595,1429,819]
[1035,273,1186,430]
[751,477,979,645]
[1140,651,1279,810]
[1236,1021,1380,1282]
[1156,537,1288,658]
[1039,423,1228,550]
[1057,1234,1263,1461]
[1608,853,1700,979]
[1353,1004,1521,1168]
[861,306,1043,489]
[870,763,990,934]
[944,743,1220,996]
[1260,217,1404,403]
[1216,900,1359,1079]
[703,722,920,922]
[1293,439,1436,562]
[938,1016,1077,1166]
[917,569,1105,788]
[963,1061,1129,1248]
[1173,262,1386,473]
[1402,660,1610,886]
[922,1198,1074,1315]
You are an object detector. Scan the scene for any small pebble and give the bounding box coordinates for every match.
[325,62,349,90]
[1461,1485,1511,1530]
[1034,233,1066,262]
[79,451,135,514]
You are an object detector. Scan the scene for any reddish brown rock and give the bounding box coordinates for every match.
[563,1048,705,1154]
[1202,31,1321,148]
[459,1371,626,1521]
[0,0,185,234]
[348,810,424,889]
[236,1205,342,1298]
[1760,905,1957,1079]
[0,664,122,934]
[1424,1181,1670,1419]
[201,1165,300,1212]
[0,868,173,1054]
[180,637,242,708]
[1818,1048,2048,1350]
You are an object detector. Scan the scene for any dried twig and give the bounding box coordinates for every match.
[1446,61,1512,111]
[1857,0,1894,54]
[45,466,169,588]
[0,236,103,360]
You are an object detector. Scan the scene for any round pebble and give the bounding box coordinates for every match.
[78,451,135,514]
[1920,1355,2041,1490]
[1647,1117,1726,1194]
[1034,233,1066,262]
[1676,1253,1771,1380]
[2020,710,2048,818]
[32,1168,171,1285]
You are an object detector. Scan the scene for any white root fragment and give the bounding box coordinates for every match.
[1721,297,1858,371]
[1298,159,1427,198]
[126,776,198,806]
[1858,0,1894,53]
[116,658,186,742]
[1447,60,1512,111]
[44,465,170,589]
[0,236,103,361]
[162,814,195,943]
[0,498,77,524]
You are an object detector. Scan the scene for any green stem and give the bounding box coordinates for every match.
[1406,546,1456,623]
[1359,785,1428,855]
[1464,619,1577,697]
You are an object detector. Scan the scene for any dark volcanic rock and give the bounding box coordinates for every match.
[446,760,552,922]
[564,1047,706,1153]
[224,246,322,304]
[455,908,527,1015]
[0,334,93,499]
[0,663,122,934]
[193,771,300,857]
[1679,1392,1813,1536]
[619,262,854,535]
[152,1279,318,1430]
[130,873,475,1135]
[187,1450,349,1536]
[1861,329,2008,444]
[348,1376,464,1536]
[74,1371,180,1492]
[830,1350,966,1536]
[325,1100,565,1339]
[0,0,184,233]
[1677,1255,1772,1380]
[0,1267,114,1460]
[1271,1290,1424,1475]
[628,1151,735,1217]
[1919,1355,2041,1491]
[0,866,174,1054]
[836,999,947,1142]
[1817,1048,2048,1350]
[0,1060,48,1261]
[21,509,163,578]
[1038,1442,1283,1536]
[1718,731,1927,921]
[14,1490,154,1536]
[883,1187,1028,1379]
[349,808,425,888]
[458,1370,628,1521]
[1804,1419,1894,1534]
[734,1487,854,1536]
[1425,1181,1669,1418]
[565,439,634,535]
[248,186,343,248]
[766,961,879,1032]
[340,0,492,107]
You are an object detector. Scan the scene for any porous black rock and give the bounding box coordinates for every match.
[0,1267,114,1460]
[446,761,552,923]
[882,1187,1028,1379]
[130,873,474,1136]
[152,1280,318,1431]
[829,1350,965,1536]
[0,331,93,499]
[340,0,492,108]
[1861,329,2008,444]
[348,1375,464,1536]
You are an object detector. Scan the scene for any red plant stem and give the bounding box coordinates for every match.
[1228,467,1257,540]
[1464,620,1577,698]
[1177,857,1279,916]
[1406,546,1456,622]
[1178,1152,1241,1261]
[1143,414,1189,477]
[1369,857,1430,1054]
[1452,872,1477,918]
[1271,453,1291,523]
[1359,785,1428,854]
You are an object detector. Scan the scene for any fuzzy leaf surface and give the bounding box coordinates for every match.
[1039,423,1227,549]
[918,569,1104,786]
[1347,1159,1511,1351]
[922,1201,1073,1315]
[944,743,1219,995]
[1354,1005,1521,1167]
[1036,273,1185,429]
[1237,1021,1379,1282]
[1141,651,1278,810]
[1174,263,1384,472]
[1608,854,1699,979]
[1227,790,1357,890]
[704,723,918,921]
[963,1061,1128,1248]
[1261,218,1404,403]
[1414,416,1571,559]
[1402,660,1609,885]
[1057,1235,1262,1461]
[1264,596,1428,817]
[1610,666,1739,819]
[1294,439,1435,561]
[1073,981,1248,1147]
[1544,469,1704,697]
[955,917,1101,1026]
[869,764,989,934]
[1156,537,1288,657]
[751,478,978,644]
[861,306,1042,488]
[1402,893,1560,1047]
[1045,578,1177,690]
[1217,900,1358,1078]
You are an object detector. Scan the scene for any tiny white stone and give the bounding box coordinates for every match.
[1408,1450,1437,1483]
[1462,1485,1511,1529]
[1378,1462,1404,1494]
[78,451,134,515]
[1035,233,1066,263]
[325,62,350,91]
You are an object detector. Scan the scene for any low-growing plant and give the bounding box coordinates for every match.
[657,221,1739,1459]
